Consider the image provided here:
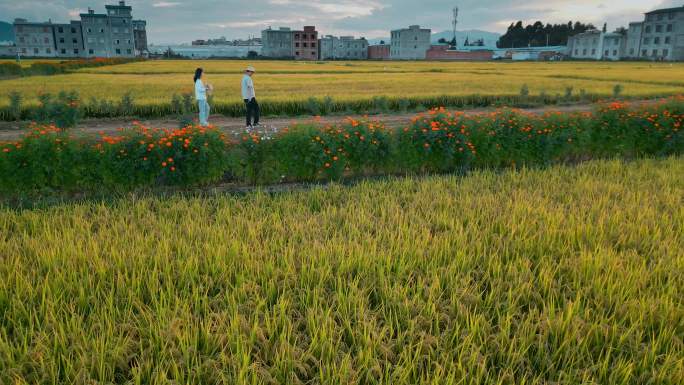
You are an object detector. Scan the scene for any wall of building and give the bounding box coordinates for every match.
[641,8,684,60]
[106,2,135,57]
[368,44,390,60]
[132,20,147,55]
[625,22,643,58]
[425,45,492,60]
[13,21,56,57]
[568,31,603,60]
[390,25,431,60]
[261,28,293,58]
[54,22,84,58]
[293,26,318,60]
[320,35,368,59]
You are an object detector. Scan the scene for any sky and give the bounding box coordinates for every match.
[1,0,682,44]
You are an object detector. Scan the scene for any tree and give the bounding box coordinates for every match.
[497,20,595,48]
[438,38,447,44]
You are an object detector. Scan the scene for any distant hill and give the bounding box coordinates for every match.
[368,29,500,49]
[0,21,15,43]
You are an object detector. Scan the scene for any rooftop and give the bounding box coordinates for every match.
[106,1,132,10]
[645,5,684,15]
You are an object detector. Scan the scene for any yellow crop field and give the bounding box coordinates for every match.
[1,157,683,383]
[1,60,683,107]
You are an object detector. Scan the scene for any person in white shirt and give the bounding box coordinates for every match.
[242,65,259,129]
[194,68,212,126]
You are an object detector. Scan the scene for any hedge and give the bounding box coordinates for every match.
[0,97,682,194]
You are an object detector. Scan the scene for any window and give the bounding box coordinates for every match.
[630,48,634,55]
[652,49,658,56]
[89,49,94,54]
[583,48,587,55]
[43,27,49,33]
[613,50,617,56]
[116,39,120,45]
[74,49,79,54]
[663,49,669,57]
[667,24,673,32]
[657,14,663,21]
[126,49,131,54]
[574,49,578,55]
[303,42,307,47]
[665,37,671,44]
[44,37,49,43]
[591,49,595,55]
[71,28,76,33]
[33,48,39,54]
[655,37,661,44]
[87,28,92,33]
[645,26,652,33]
[59,37,65,43]
[58,27,64,33]
[116,48,121,54]
[656,25,662,33]
[61,49,66,54]
[295,42,299,47]
[642,49,647,56]
[127,40,131,44]
[46,48,51,54]
[311,42,315,48]
[100,28,105,33]
[295,51,299,55]
[604,50,609,56]
[295,34,299,39]
[644,38,650,45]
[311,51,315,56]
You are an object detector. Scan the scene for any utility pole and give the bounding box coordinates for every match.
[452,6,458,49]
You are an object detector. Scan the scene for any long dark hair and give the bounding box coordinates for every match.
[193,68,203,83]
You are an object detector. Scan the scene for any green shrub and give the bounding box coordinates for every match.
[0,62,22,76]
[32,91,81,129]
[8,91,22,121]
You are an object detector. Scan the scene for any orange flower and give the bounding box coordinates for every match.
[162,162,167,167]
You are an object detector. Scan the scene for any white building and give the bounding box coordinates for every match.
[640,5,684,60]
[319,35,368,60]
[390,25,431,60]
[567,29,604,60]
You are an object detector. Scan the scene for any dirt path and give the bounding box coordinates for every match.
[0,99,660,141]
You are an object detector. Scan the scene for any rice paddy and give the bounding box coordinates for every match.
[1,60,684,107]
[1,156,683,384]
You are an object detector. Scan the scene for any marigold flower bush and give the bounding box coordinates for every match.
[0,124,229,193]
[0,97,682,194]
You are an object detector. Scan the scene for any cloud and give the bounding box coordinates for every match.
[153,2,181,8]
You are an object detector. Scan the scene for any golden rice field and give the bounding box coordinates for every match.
[1,60,684,107]
[1,156,683,384]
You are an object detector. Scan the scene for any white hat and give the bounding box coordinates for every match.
[246,65,256,72]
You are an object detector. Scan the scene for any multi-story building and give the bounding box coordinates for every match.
[132,20,148,56]
[624,22,643,59]
[368,44,390,60]
[80,9,110,57]
[601,32,626,61]
[261,27,293,58]
[105,1,135,57]
[54,21,84,58]
[293,26,318,60]
[390,25,431,60]
[13,1,146,58]
[12,19,56,57]
[319,35,368,59]
[567,29,604,60]
[639,5,684,60]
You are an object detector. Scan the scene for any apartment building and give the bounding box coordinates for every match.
[12,19,56,57]
[319,35,368,59]
[54,21,84,58]
[390,25,431,60]
[132,20,148,56]
[601,32,626,61]
[13,1,146,58]
[261,27,294,58]
[293,26,318,60]
[624,22,643,58]
[567,29,604,59]
[639,5,684,60]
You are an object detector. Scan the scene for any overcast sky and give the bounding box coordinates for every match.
[1,0,682,44]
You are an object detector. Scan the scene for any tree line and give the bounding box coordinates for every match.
[497,21,596,48]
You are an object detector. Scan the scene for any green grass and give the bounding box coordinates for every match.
[1,157,683,384]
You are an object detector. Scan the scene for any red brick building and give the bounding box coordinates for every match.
[425,45,493,61]
[368,44,390,60]
[293,26,318,60]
